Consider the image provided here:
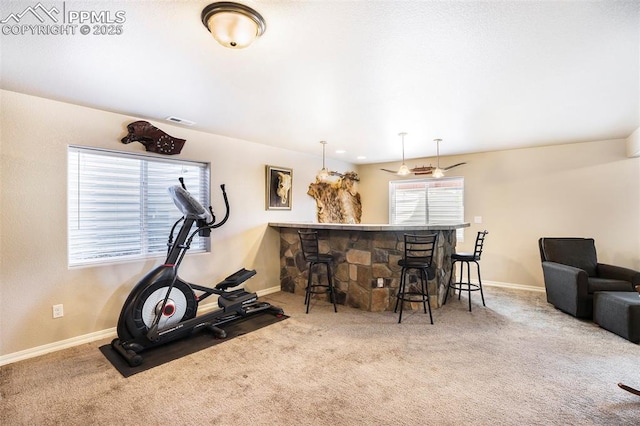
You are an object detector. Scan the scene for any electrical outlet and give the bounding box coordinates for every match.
[377,277,384,288]
[52,304,64,319]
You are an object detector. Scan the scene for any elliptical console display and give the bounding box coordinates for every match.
[111,179,283,367]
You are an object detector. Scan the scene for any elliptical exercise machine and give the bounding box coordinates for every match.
[111,178,283,367]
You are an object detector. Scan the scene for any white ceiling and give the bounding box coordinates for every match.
[1,0,638,164]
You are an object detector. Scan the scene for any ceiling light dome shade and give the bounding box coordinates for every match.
[432,168,445,178]
[397,164,410,176]
[201,2,266,49]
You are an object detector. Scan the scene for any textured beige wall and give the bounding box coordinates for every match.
[358,139,640,289]
[0,90,352,356]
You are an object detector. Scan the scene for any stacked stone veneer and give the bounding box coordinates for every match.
[278,228,456,312]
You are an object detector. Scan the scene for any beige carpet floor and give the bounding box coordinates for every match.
[1,287,640,425]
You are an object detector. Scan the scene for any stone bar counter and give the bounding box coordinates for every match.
[269,222,469,312]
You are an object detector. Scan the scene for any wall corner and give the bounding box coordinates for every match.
[626,126,640,157]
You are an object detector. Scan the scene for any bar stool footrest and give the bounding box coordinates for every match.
[448,282,482,292]
[306,284,332,295]
[396,293,430,302]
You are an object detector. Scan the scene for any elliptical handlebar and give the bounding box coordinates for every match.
[209,184,229,229]
[164,180,231,265]
[169,180,229,232]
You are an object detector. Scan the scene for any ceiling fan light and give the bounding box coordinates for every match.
[397,164,410,176]
[317,168,330,181]
[432,167,445,178]
[201,2,266,49]
[396,132,410,176]
[316,141,330,181]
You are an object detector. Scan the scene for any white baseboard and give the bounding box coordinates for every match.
[483,280,546,293]
[0,328,117,367]
[0,285,283,367]
[256,285,282,297]
[449,277,545,293]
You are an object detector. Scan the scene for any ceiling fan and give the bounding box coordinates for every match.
[381,136,466,177]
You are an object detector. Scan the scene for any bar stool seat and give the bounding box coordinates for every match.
[444,230,488,312]
[395,233,438,324]
[298,231,337,314]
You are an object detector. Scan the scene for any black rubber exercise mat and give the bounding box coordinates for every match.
[99,311,287,377]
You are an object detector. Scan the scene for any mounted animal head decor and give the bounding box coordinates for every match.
[121,120,186,155]
[266,165,293,210]
[276,171,292,204]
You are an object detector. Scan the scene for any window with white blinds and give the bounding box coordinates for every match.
[389,177,464,241]
[68,146,210,267]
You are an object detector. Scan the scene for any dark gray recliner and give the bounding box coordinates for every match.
[538,237,640,318]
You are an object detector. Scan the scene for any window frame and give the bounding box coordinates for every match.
[67,145,211,268]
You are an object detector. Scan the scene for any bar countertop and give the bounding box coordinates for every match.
[268,222,470,231]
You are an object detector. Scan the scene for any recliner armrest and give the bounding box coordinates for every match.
[597,263,640,287]
[541,261,589,296]
[541,261,592,317]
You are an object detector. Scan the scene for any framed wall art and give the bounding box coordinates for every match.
[266,165,293,210]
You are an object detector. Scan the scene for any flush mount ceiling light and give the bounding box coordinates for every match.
[397,132,410,176]
[201,2,266,49]
[317,140,330,181]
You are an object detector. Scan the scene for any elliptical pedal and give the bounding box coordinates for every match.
[242,301,273,315]
[217,290,258,310]
[215,268,257,290]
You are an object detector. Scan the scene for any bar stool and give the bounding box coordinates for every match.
[444,230,489,312]
[298,230,337,314]
[395,233,438,324]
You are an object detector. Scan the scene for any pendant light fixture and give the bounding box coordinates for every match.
[317,140,330,181]
[201,2,266,49]
[397,132,410,176]
[432,138,445,178]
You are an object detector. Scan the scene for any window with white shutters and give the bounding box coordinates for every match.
[68,146,210,267]
[389,177,464,241]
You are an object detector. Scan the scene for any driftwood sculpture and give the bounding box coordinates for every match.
[308,171,362,224]
[121,120,186,155]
